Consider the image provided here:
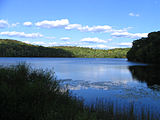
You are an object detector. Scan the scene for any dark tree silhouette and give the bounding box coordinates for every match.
[129,65,160,90]
[127,31,160,64]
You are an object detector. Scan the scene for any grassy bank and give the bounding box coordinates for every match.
[0,64,157,120]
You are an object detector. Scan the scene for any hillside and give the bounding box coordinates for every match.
[53,46,130,58]
[0,39,130,58]
[127,31,160,64]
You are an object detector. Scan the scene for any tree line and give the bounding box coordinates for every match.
[127,31,160,64]
[0,39,130,58]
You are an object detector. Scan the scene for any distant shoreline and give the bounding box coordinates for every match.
[0,39,130,58]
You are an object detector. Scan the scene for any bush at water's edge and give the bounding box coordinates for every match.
[0,63,85,120]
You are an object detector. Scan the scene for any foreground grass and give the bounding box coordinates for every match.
[0,64,157,120]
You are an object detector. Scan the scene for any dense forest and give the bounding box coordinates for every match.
[53,46,129,58]
[0,39,130,58]
[127,31,160,64]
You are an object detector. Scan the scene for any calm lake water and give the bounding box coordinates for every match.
[0,57,160,117]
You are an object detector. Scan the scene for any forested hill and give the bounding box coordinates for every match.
[127,31,160,64]
[0,39,130,58]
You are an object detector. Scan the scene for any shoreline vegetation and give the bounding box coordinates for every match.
[0,39,129,58]
[0,63,158,120]
[127,31,160,64]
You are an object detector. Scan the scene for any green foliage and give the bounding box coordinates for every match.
[0,39,130,58]
[0,63,84,120]
[53,46,130,58]
[127,31,160,64]
[0,39,73,57]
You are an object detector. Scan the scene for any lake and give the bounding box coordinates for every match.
[0,57,160,117]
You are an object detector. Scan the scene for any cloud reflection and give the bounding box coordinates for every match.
[60,79,160,99]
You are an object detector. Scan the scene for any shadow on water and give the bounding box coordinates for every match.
[129,65,160,90]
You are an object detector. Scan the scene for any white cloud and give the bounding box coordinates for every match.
[31,41,78,47]
[0,20,9,28]
[129,13,140,17]
[32,41,46,45]
[69,25,112,33]
[38,41,111,49]
[0,31,43,38]
[111,32,148,39]
[45,36,56,39]
[111,27,130,33]
[34,19,129,34]
[61,21,113,33]
[23,22,33,27]
[23,41,53,46]
[48,42,58,46]
[21,40,113,49]
[35,19,69,28]
[107,39,112,42]
[80,37,108,43]
[22,41,31,44]
[79,25,112,33]
[60,37,71,41]
[11,23,19,27]
[79,44,113,49]
[92,44,110,49]
[113,42,132,48]
[117,42,132,46]
[32,41,61,47]
[65,24,127,34]
[65,24,82,30]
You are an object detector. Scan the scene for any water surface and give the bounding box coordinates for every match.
[0,58,160,117]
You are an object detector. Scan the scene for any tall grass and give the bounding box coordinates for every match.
[0,63,84,120]
[0,63,158,120]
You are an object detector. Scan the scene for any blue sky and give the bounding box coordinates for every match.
[0,0,160,49]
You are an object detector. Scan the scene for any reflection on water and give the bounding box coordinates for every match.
[129,65,160,90]
[60,78,160,113]
[61,79,160,99]
[0,58,160,118]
